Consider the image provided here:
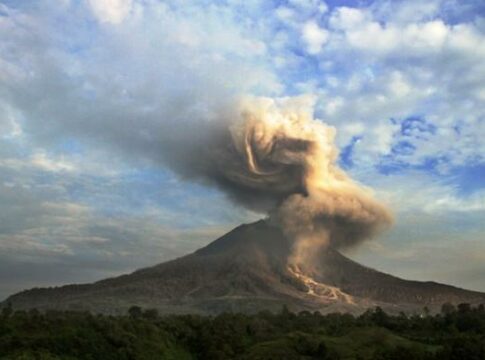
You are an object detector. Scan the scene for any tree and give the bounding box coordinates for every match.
[128,305,142,318]
[440,336,485,360]
[441,303,455,315]
[457,303,471,313]
[316,340,328,358]
[371,307,389,327]
[143,308,159,320]
[1,302,13,318]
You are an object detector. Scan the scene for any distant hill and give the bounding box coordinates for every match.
[3,220,485,314]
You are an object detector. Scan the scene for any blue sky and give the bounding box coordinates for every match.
[0,0,484,299]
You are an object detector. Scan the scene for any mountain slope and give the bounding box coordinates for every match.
[4,220,485,314]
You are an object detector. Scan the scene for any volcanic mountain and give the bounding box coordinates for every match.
[4,220,485,314]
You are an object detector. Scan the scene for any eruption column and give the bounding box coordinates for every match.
[210,95,393,267]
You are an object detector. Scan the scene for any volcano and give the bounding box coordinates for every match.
[4,220,485,314]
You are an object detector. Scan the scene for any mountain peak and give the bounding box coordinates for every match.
[3,220,485,315]
[196,219,290,259]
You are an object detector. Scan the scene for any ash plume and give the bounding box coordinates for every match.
[180,95,393,265]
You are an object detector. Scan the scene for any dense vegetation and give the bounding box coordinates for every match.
[1,303,484,359]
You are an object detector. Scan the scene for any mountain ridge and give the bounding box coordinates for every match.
[3,220,485,314]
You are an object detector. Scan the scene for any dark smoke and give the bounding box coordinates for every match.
[167,95,393,265]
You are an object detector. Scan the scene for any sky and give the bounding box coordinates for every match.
[0,0,484,300]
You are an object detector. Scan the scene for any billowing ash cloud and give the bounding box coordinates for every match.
[0,1,392,268]
[164,94,393,264]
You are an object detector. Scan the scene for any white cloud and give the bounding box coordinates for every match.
[340,119,399,164]
[370,0,442,24]
[313,6,485,170]
[301,20,329,54]
[0,159,255,298]
[358,170,485,215]
[289,0,328,13]
[344,167,485,291]
[322,96,344,116]
[338,122,365,144]
[329,7,367,30]
[343,20,449,55]
[30,151,75,172]
[275,6,295,22]
[87,0,132,24]
[0,105,22,139]
[388,71,411,97]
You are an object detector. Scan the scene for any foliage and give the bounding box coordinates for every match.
[0,303,484,359]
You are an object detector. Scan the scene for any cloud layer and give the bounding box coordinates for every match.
[0,0,483,298]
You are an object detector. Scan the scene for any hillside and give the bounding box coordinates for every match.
[3,220,485,314]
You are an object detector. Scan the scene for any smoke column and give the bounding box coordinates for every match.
[0,1,391,271]
[193,94,393,266]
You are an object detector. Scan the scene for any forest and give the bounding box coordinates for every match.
[0,303,484,359]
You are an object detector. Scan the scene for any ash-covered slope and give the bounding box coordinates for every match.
[4,220,485,314]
